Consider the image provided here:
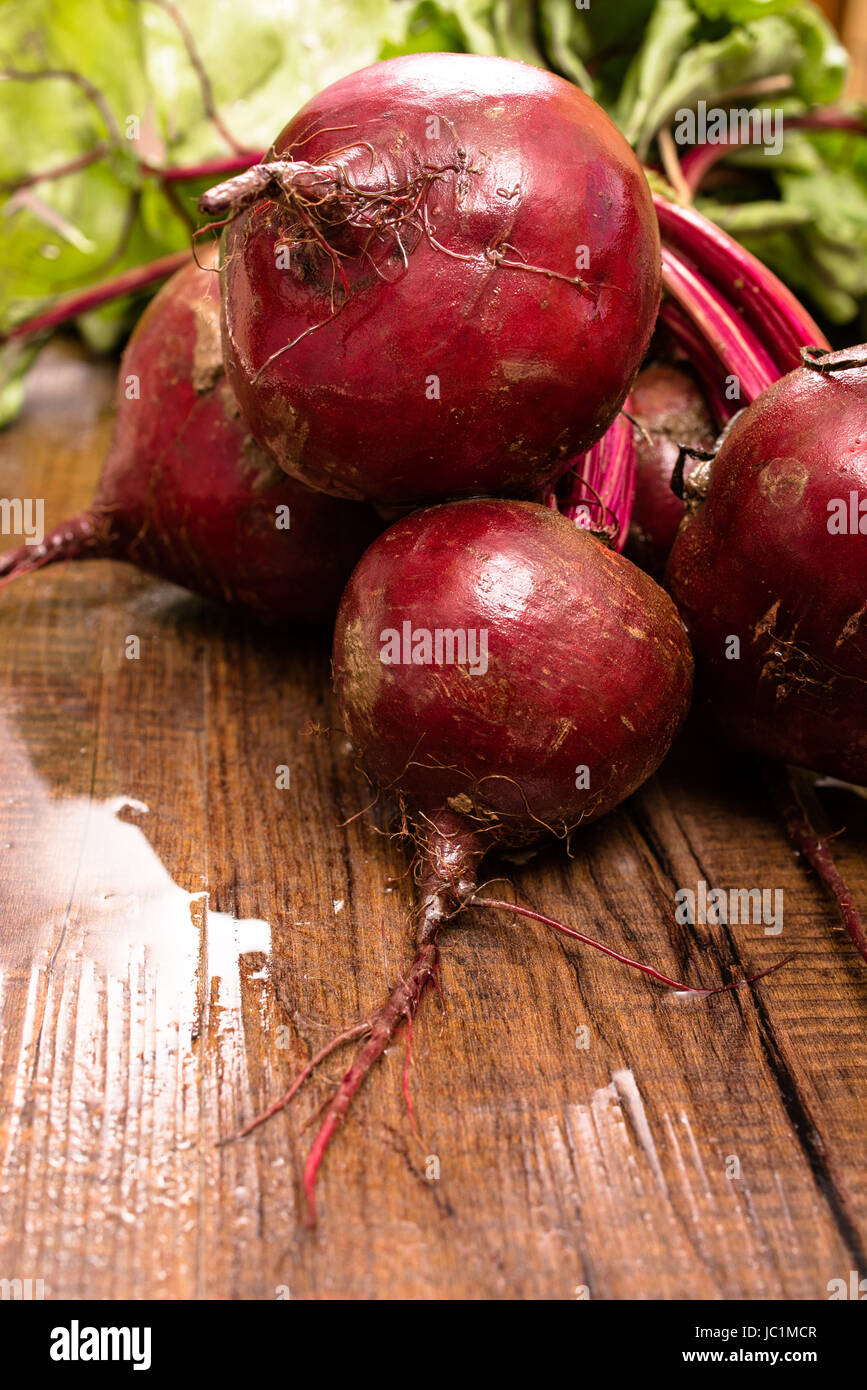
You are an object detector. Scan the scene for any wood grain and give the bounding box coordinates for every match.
[0,343,865,1300]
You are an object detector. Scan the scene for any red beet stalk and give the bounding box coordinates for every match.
[679,109,867,196]
[654,196,830,376]
[544,406,636,551]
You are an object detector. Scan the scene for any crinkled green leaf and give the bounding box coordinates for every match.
[0,338,44,426]
[537,0,593,95]
[691,0,799,20]
[786,5,847,107]
[636,16,814,157]
[616,0,698,147]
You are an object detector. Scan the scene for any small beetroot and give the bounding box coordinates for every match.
[0,259,380,623]
[627,362,716,576]
[666,346,867,785]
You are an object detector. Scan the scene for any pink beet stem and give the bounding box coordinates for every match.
[159,153,266,183]
[655,197,829,373]
[471,897,790,995]
[658,299,739,426]
[1,251,190,344]
[680,110,867,195]
[554,407,637,551]
[660,244,778,399]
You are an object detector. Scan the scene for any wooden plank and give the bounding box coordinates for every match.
[844,0,867,100]
[1,344,865,1300]
[817,0,845,35]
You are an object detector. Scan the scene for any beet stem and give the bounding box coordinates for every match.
[471,897,790,995]
[0,143,109,193]
[655,196,829,374]
[763,762,867,968]
[680,110,867,195]
[657,299,738,426]
[660,244,778,398]
[0,252,190,344]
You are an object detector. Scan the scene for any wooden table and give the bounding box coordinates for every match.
[1,342,865,1301]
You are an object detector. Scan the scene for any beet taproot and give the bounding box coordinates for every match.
[0,259,380,623]
[202,53,661,506]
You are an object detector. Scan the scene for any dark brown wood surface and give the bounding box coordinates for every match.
[0,342,865,1301]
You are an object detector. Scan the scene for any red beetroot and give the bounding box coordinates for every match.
[0,260,380,622]
[233,500,712,1221]
[627,363,716,576]
[334,501,693,837]
[666,346,867,785]
[201,53,661,506]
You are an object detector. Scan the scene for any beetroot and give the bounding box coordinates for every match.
[666,346,867,785]
[230,499,706,1220]
[334,500,693,835]
[627,363,716,576]
[0,260,380,622]
[201,53,661,506]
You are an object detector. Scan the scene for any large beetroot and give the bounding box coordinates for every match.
[666,347,867,785]
[0,260,380,623]
[201,53,661,506]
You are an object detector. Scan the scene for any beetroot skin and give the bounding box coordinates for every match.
[0,260,380,622]
[208,53,661,506]
[666,349,867,783]
[627,363,716,575]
